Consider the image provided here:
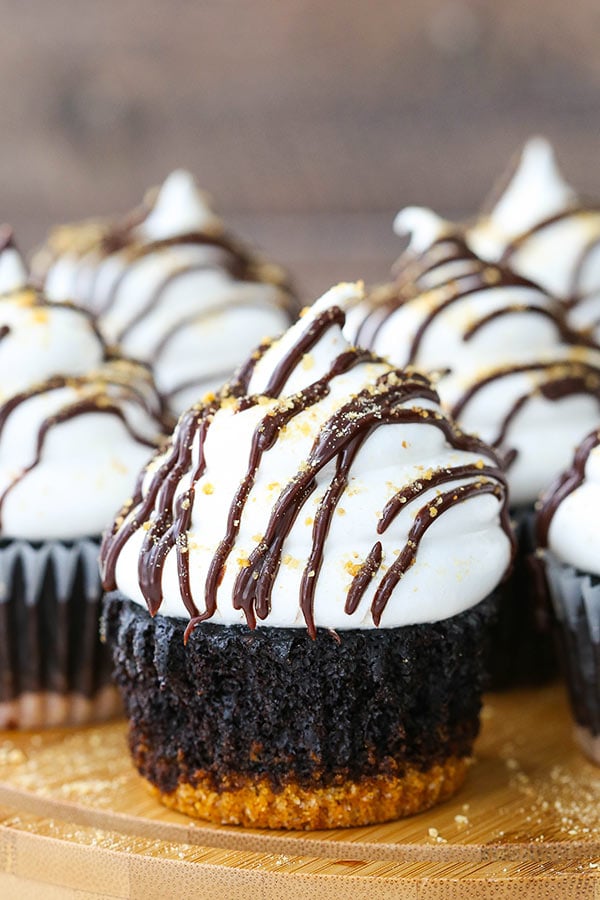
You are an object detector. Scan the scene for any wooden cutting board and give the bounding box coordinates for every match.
[0,684,597,899]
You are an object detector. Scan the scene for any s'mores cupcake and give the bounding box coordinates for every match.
[101,282,513,829]
[0,230,167,727]
[538,431,600,765]
[344,208,600,686]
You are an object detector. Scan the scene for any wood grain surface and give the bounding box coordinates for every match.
[0,684,597,898]
[2,1,600,277]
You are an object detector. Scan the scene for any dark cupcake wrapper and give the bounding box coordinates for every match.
[543,552,600,762]
[102,590,498,795]
[486,504,558,689]
[0,538,120,728]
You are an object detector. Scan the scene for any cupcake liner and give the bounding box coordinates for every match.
[544,552,600,763]
[486,504,558,689]
[0,539,120,729]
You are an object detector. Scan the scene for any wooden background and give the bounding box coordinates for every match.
[2,0,600,299]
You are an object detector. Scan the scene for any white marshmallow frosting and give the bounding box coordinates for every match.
[35,171,295,417]
[344,208,600,506]
[467,138,600,330]
[0,243,166,541]
[541,430,600,576]
[102,283,512,631]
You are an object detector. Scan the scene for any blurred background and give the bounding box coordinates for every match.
[2,0,599,299]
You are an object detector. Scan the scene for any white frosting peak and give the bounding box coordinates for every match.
[103,284,512,631]
[0,237,28,295]
[37,173,295,418]
[488,137,577,239]
[467,138,600,309]
[136,169,222,241]
[393,207,452,253]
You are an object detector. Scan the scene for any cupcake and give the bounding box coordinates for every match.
[100,282,513,830]
[33,170,297,417]
[467,137,600,337]
[344,208,600,686]
[0,232,167,728]
[537,430,600,764]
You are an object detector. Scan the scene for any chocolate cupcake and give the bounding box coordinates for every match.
[537,430,600,765]
[0,232,167,727]
[33,170,297,417]
[344,208,600,687]
[467,137,600,336]
[100,282,513,830]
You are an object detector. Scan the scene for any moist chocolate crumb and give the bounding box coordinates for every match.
[102,592,496,795]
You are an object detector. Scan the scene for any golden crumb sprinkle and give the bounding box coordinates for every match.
[429,507,438,517]
[344,560,362,577]
[202,483,214,495]
[304,517,314,527]
[142,520,152,531]
[475,459,485,469]
[401,440,409,449]
[301,353,315,371]
[483,266,501,285]
[337,507,346,516]
[282,554,300,569]
[31,308,49,324]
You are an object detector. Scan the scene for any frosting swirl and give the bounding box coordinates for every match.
[101,283,513,634]
[34,170,297,416]
[467,137,600,320]
[0,239,167,541]
[344,208,600,506]
[537,429,600,576]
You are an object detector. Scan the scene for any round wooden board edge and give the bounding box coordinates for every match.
[0,777,598,868]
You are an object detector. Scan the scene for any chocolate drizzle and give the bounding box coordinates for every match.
[0,371,162,532]
[498,207,600,307]
[39,207,297,410]
[352,233,575,367]
[536,429,600,546]
[350,228,600,468]
[101,305,513,638]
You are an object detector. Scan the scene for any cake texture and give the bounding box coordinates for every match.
[34,170,297,416]
[343,208,600,686]
[100,282,514,828]
[0,231,167,727]
[537,430,600,765]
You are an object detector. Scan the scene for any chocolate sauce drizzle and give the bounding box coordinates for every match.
[351,231,600,466]
[354,233,575,365]
[40,209,297,408]
[101,306,513,638]
[536,428,600,546]
[497,206,600,307]
[0,372,162,532]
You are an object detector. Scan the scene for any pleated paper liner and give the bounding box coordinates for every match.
[0,539,121,728]
[544,552,600,765]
